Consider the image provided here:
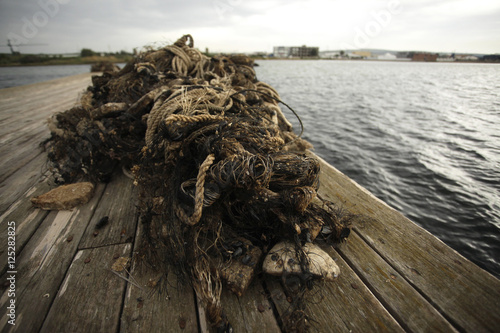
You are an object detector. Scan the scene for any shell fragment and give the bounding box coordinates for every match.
[263,241,339,281]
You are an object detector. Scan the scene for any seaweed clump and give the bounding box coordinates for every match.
[43,34,352,332]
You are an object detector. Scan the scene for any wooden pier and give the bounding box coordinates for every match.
[1,74,499,332]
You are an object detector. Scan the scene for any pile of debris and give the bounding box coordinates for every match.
[90,61,120,73]
[43,35,352,332]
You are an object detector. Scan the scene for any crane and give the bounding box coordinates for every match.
[0,39,48,55]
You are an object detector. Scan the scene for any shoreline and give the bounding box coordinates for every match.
[0,55,132,68]
[255,57,500,64]
[2,57,498,67]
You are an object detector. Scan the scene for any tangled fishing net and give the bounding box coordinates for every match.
[43,35,352,332]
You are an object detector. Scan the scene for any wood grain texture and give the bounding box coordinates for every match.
[266,248,405,332]
[0,126,48,184]
[0,176,51,275]
[335,232,457,332]
[40,243,132,333]
[79,171,138,249]
[0,152,47,215]
[220,276,281,333]
[0,184,105,333]
[121,218,199,333]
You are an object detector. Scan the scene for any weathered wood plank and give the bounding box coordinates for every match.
[0,184,104,332]
[0,96,79,141]
[0,73,91,113]
[266,274,350,332]
[266,245,405,332]
[40,243,132,333]
[79,171,138,249]
[122,265,199,333]
[0,85,85,144]
[0,79,86,109]
[123,217,280,332]
[0,126,48,184]
[308,247,404,332]
[336,231,457,332]
[0,152,47,215]
[220,276,281,332]
[0,114,47,145]
[0,104,65,145]
[0,176,51,275]
[121,219,199,333]
[0,74,93,213]
[315,155,500,332]
[0,74,91,145]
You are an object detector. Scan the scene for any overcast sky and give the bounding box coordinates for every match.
[1,0,499,55]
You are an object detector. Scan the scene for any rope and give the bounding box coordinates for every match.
[231,88,304,140]
[145,86,236,146]
[164,114,223,127]
[176,153,215,226]
[165,34,209,79]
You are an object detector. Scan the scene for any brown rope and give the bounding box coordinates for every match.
[176,153,216,226]
[164,114,224,127]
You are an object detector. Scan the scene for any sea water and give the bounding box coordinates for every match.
[0,64,91,89]
[256,60,500,278]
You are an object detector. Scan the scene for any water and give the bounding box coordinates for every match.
[0,64,92,89]
[255,60,500,278]
[2,60,499,279]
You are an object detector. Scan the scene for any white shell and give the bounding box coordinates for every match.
[263,241,340,281]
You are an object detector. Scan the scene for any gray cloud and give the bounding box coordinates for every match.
[1,0,499,54]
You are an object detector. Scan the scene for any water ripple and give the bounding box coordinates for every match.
[256,60,500,278]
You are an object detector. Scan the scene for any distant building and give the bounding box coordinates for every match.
[455,54,479,61]
[377,53,397,60]
[483,54,500,62]
[411,53,438,62]
[319,51,341,59]
[437,56,455,62]
[273,45,319,58]
[347,53,364,59]
[396,51,411,59]
[273,46,290,58]
[352,51,371,58]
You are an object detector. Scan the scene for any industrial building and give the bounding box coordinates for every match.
[273,45,319,58]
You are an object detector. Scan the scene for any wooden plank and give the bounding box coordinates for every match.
[0,95,79,140]
[121,219,199,333]
[78,170,138,249]
[0,126,48,184]
[40,243,132,333]
[0,89,82,142]
[0,113,47,145]
[266,246,405,332]
[220,276,280,332]
[0,74,91,143]
[0,176,51,275]
[315,154,500,332]
[265,276,350,332]
[0,100,68,144]
[336,231,457,332]
[0,78,86,109]
[0,152,47,215]
[307,248,404,332]
[0,73,92,113]
[0,184,105,333]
